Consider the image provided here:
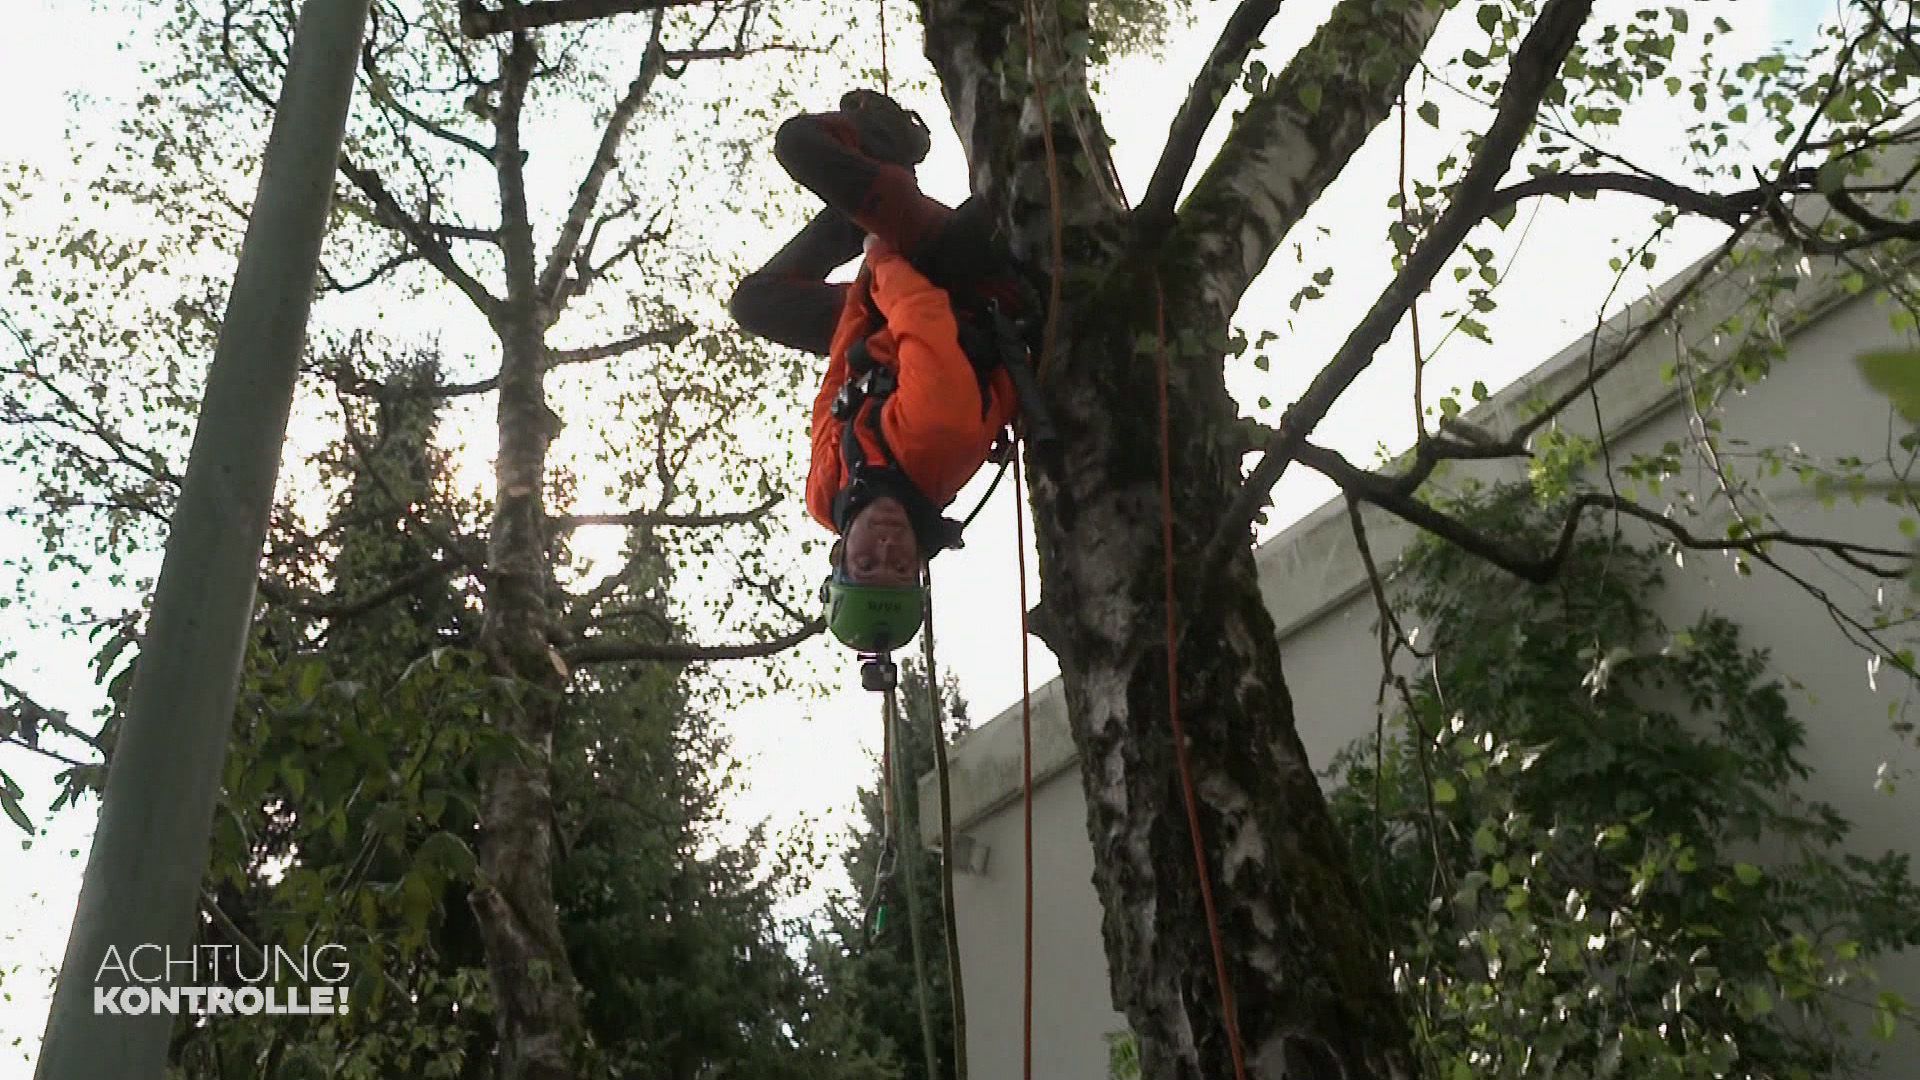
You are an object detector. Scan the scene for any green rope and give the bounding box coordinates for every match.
[922,580,968,1080]
[886,687,942,1080]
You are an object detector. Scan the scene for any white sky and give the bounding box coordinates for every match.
[0,0,1834,1072]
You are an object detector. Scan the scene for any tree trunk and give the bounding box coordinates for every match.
[469,30,588,1080]
[1032,273,1419,1080]
[917,1,1427,1075]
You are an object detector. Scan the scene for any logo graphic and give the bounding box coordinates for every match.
[91,943,351,1017]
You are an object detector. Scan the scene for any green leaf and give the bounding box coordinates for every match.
[1473,823,1500,856]
[1857,349,1920,422]
[1734,862,1763,886]
[0,774,32,834]
[1298,82,1323,114]
[1417,100,1440,128]
[1433,778,1458,804]
[418,831,478,878]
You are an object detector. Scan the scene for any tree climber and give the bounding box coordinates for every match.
[730,91,1026,657]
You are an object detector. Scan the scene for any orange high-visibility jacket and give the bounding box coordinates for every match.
[806,247,1019,533]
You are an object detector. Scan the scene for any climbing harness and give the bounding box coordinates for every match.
[823,237,1057,683]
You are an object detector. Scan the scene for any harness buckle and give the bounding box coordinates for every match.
[831,362,898,420]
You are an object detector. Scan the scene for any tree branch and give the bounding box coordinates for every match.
[537,16,667,315]
[1298,441,1912,583]
[337,156,503,320]
[547,324,692,364]
[1206,0,1596,575]
[564,618,824,664]
[361,49,497,163]
[661,42,825,62]
[1172,0,1443,314]
[551,494,778,532]
[349,323,692,400]
[458,0,709,37]
[319,248,425,293]
[1137,0,1282,234]
[260,554,470,621]
[1487,168,1816,226]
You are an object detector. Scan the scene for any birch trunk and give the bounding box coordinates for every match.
[469,30,587,1080]
[916,0,1436,1074]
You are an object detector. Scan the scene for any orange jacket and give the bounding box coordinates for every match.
[806,248,1019,533]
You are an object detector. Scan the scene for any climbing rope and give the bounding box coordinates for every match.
[885,686,943,1080]
[877,0,889,96]
[1153,276,1249,1079]
[1012,438,1036,1080]
[922,573,970,1080]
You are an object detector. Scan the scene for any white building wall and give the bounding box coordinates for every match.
[927,278,1920,1077]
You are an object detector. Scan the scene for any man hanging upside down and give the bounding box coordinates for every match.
[729,91,1025,656]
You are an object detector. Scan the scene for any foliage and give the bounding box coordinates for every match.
[1329,486,1920,1079]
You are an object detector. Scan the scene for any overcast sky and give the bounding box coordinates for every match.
[0,0,1835,1071]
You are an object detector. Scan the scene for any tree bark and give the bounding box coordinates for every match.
[916,0,1448,1075]
[469,30,589,1080]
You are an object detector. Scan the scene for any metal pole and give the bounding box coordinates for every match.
[36,1,371,1075]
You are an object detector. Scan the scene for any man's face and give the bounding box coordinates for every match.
[842,496,921,587]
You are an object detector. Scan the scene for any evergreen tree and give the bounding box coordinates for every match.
[156,354,826,1079]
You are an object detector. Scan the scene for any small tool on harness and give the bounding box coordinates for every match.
[862,833,899,941]
[860,653,899,693]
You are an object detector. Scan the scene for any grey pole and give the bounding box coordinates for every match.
[36,0,371,1076]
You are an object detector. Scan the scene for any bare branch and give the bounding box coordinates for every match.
[361,54,497,163]
[1207,0,1597,574]
[428,220,501,242]
[338,156,503,320]
[3,734,92,771]
[564,618,824,664]
[458,0,710,38]
[345,323,692,401]
[551,494,779,533]
[539,18,667,316]
[547,324,693,364]
[1487,168,1816,226]
[319,248,424,293]
[1298,441,1912,583]
[551,206,670,314]
[1138,0,1282,233]
[491,31,541,311]
[660,41,827,62]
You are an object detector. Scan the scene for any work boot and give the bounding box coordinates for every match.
[840,88,931,168]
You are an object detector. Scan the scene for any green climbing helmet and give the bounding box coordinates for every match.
[821,569,926,654]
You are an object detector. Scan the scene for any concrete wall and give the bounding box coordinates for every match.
[922,245,1920,1077]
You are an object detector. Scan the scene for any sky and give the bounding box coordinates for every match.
[0,0,1837,1072]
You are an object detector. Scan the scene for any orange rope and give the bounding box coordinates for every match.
[1013,439,1036,1080]
[1153,276,1248,1080]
